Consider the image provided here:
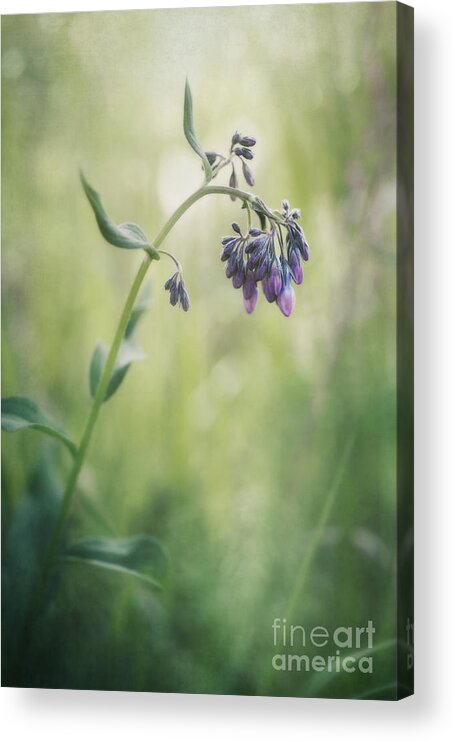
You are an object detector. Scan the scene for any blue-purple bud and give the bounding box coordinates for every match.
[226,251,238,279]
[302,240,310,262]
[169,284,179,306]
[276,262,295,317]
[254,259,269,281]
[249,228,263,237]
[232,263,245,289]
[205,151,218,166]
[164,271,191,311]
[262,275,276,303]
[239,136,256,148]
[242,160,255,187]
[240,147,254,160]
[289,250,303,285]
[221,241,235,261]
[231,131,241,146]
[232,222,241,234]
[243,272,257,300]
[229,166,238,201]
[269,259,283,295]
[243,283,258,314]
[179,284,190,312]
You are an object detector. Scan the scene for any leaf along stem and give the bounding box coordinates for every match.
[27,180,259,621]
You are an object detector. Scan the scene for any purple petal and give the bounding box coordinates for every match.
[243,273,257,300]
[276,284,296,317]
[262,276,276,303]
[243,285,258,314]
[269,261,283,294]
[289,251,303,284]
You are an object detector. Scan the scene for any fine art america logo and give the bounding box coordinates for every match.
[271,618,376,674]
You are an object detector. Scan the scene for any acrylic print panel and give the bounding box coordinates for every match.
[1,2,414,699]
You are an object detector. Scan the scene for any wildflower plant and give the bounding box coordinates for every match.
[1,82,310,659]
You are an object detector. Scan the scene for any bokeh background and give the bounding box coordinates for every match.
[2,3,399,698]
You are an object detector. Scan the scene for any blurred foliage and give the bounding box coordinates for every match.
[2,3,399,697]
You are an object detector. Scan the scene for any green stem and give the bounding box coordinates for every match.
[29,180,258,614]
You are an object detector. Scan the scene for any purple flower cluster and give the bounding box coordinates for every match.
[164,271,190,312]
[220,203,309,317]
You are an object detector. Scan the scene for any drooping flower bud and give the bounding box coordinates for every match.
[242,160,255,187]
[179,283,191,312]
[262,275,276,303]
[225,251,238,278]
[205,151,218,166]
[269,258,283,296]
[231,131,241,146]
[232,258,246,289]
[232,222,241,234]
[234,146,254,161]
[243,282,258,314]
[243,272,257,300]
[238,136,256,148]
[221,240,236,261]
[289,249,303,285]
[276,261,296,317]
[164,271,191,311]
[229,165,238,201]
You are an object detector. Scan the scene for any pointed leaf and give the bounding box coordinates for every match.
[80,171,159,259]
[1,397,76,456]
[89,338,145,402]
[125,283,152,338]
[183,79,212,182]
[61,535,167,589]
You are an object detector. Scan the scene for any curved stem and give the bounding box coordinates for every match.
[29,180,259,617]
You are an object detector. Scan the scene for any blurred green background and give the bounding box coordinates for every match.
[2,3,398,698]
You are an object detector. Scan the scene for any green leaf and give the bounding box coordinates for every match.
[125,283,152,338]
[183,79,212,183]
[61,535,167,589]
[1,396,76,456]
[89,285,150,402]
[89,338,145,402]
[80,171,159,259]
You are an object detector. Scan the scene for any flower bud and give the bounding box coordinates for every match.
[169,284,179,306]
[232,222,241,234]
[205,151,218,165]
[243,284,258,314]
[226,251,238,278]
[231,131,241,146]
[229,166,238,201]
[254,259,268,281]
[232,265,245,289]
[243,272,257,300]
[179,284,190,312]
[242,160,255,187]
[221,241,235,261]
[269,259,282,295]
[239,136,256,147]
[262,275,276,303]
[276,264,296,317]
[289,250,303,285]
[240,147,254,160]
